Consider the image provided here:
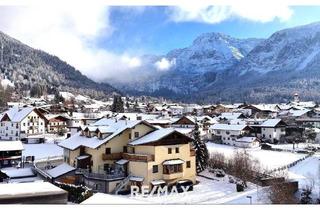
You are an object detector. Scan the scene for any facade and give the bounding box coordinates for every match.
[0,140,24,168]
[210,124,252,145]
[45,115,69,134]
[58,119,196,193]
[253,119,286,143]
[0,107,46,141]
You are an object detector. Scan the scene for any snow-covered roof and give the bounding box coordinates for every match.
[174,127,194,134]
[151,180,166,185]
[46,163,76,178]
[1,168,34,178]
[163,159,184,165]
[129,128,176,146]
[1,106,36,122]
[210,124,249,131]
[76,155,90,160]
[259,119,284,127]
[0,181,66,198]
[59,120,150,150]
[116,159,129,165]
[0,140,24,151]
[129,176,144,182]
[220,112,243,120]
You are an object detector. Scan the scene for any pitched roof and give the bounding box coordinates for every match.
[1,106,35,122]
[0,140,24,151]
[129,128,176,146]
[46,163,76,178]
[59,120,154,150]
[210,123,249,131]
[260,119,284,127]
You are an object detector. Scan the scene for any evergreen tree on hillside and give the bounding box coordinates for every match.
[111,95,124,113]
[192,123,209,173]
[53,91,64,104]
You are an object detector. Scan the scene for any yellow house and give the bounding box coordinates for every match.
[58,118,196,193]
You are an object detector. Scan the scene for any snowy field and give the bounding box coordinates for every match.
[288,153,320,199]
[206,143,306,170]
[83,172,268,204]
[22,143,63,160]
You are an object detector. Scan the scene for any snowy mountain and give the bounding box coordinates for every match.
[110,32,262,97]
[199,22,320,103]
[235,22,320,75]
[113,22,320,103]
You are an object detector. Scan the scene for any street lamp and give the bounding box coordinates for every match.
[247,195,252,204]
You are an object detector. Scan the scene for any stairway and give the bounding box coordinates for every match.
[113,174,131,194]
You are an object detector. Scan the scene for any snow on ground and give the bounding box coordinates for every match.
[206,143,306,170]
[99,172,268,204]
[271,143,320,151]
[22,143,63,160]
[288,153,320,199]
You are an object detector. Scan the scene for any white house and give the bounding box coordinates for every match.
[252,119,286,143]
[0,107,46,141]
[233,137,260,148]
[210,124,252,145]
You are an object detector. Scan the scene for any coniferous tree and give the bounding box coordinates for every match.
[111,95,124,113]
[192,123,209,173]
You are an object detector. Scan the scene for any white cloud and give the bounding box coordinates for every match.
[154,58,176,71]
[168,4,293,24]
[0,5,141,82]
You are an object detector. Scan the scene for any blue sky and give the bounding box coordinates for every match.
[1,5,320,81]
[103,6,320,55]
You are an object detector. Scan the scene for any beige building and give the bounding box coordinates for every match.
[58,118,196,193]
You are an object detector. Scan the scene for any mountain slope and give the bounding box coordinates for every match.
[111,32,263,98]
[0,31,118,99]
[198,22,320,103]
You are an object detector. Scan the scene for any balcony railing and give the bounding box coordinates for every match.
[75,168,125,180]
[122,153,154,162]
[102,153,123,160]
[101,152,155,162]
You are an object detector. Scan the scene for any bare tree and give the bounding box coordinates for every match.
[268,180,298,204]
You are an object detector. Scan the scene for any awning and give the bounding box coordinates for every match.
[116,159,129,165]
[76,155,90,160]
[129,176,144,182]
[151,180,166,185]
[163,159,184,165]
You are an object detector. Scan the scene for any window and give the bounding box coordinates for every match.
[104,164,110,171]
[168,148,172,154]
[23,123,26,126]
[105,148,111,154]
[175,147,179,153]
[186,161,191,168]
[129,133,132,139]
[217,130,221,134]
[123,146,127,153]
[163,164,183,174]
[152,165,158,173]
[226,131,230,135]
[134,132,139,138]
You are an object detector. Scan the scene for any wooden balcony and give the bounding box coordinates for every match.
[102,152,123,160]
[122,153,154,162]
[163,172,183,180]
[190,149,196,157]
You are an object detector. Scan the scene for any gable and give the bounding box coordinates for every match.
[139,131,193,146]
[173,116,195,125]
[0,113,11,122]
